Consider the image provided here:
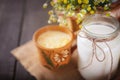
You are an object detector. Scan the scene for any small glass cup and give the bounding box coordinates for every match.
[33,25,74,70]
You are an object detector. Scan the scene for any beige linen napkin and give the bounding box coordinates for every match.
[11,40,83,80]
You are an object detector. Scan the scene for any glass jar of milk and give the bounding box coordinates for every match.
[77,14,120,80]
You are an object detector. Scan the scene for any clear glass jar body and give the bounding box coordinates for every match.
[77,14,120,80]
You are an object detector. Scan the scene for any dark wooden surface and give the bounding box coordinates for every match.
[0,0,120,80]
[0,0,49,80]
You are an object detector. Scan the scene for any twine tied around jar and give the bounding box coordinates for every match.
[78,30,114,80]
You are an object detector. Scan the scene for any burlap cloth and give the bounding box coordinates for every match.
[11,40,83,80]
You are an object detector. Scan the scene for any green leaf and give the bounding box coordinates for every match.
[41,51,54,67]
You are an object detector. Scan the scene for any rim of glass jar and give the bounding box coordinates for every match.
[81,14,120,41]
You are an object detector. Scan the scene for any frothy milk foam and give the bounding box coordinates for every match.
[37,31,71,49]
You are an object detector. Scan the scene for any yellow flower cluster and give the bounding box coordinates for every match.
[43,0,111,29]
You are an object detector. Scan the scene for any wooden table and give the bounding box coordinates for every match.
[0,0,120,80]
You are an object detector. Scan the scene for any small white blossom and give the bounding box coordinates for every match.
[43,3,48,8]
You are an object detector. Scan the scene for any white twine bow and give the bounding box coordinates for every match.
[78,30,113,80]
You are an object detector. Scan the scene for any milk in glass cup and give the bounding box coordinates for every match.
[77,14,120,80]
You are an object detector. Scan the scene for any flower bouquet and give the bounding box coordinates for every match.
[43,0,112,32]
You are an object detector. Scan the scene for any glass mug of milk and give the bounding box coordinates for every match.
[33,25,74,70]
[77,14,120,80]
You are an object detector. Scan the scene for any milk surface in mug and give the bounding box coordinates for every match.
[37,31,71,49]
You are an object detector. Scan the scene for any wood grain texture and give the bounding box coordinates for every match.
[15,0,51,80]
[0,0,24,80]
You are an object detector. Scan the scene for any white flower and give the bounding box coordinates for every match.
[53,50,69,63]
[43,3,48,8]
